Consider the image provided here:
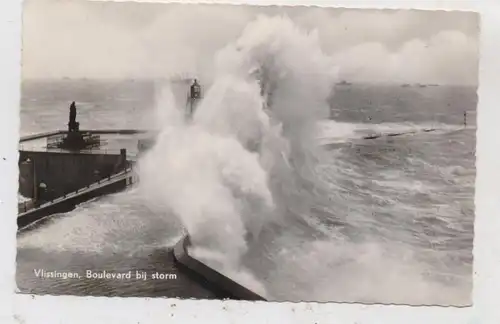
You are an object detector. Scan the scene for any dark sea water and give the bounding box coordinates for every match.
[16,80,476,305]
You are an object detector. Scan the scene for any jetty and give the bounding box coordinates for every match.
[172,235,266,301]
[17,101,147,230]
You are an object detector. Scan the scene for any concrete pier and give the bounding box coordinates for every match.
[18,128,141,230]
[173,236,266,301]
[18,168,135,231]
[361,128,436,140]
[19,150,128,201]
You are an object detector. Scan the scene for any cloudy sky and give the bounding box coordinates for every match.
[22,0,479,85]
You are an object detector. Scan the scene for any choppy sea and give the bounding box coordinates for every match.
[16,79,476,305]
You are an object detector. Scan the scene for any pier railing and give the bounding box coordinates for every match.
[19,129,149,143]
[18,144,137,158]
[18,167,136,214]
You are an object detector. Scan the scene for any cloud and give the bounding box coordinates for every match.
[328,30,478,85]
[21,0,479,85]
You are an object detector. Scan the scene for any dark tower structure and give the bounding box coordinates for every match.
[187,79,202,117]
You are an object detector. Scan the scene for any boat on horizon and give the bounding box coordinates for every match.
[336,80,353,86]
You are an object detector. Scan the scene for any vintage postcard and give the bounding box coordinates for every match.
[16,0,478,306]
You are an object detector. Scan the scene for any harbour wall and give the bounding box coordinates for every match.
[19,150,127,200]
[17,171,131,230]
[173,236,266,301]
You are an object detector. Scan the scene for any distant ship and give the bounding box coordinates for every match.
[336,80,352,86]
[401,83,438,88]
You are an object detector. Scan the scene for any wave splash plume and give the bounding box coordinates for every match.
[138,15,337,298]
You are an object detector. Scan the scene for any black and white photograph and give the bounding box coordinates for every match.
[16,0,478,306]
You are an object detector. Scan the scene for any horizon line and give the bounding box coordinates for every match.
[21,77,478,87]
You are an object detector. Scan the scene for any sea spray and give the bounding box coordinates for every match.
[139,82,276,295]
[138,15,338,297]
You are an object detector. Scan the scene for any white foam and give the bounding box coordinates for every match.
[138,15,337,293]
